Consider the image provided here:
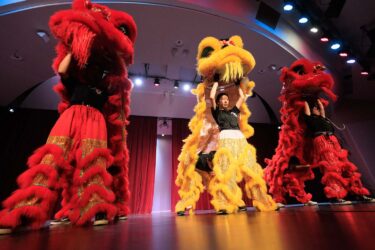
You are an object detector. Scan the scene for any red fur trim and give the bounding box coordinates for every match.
[73,166,113,186]
[17,164,58,189]
[0,206,47,229]
[72,203,117,226]
[0,186,57,229]
[77,185,115,206]
[75,148,113,170]
[27,144,72,171]
[265,58,340,203]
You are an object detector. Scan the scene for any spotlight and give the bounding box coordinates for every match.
[361,70,369,76]
[174,80,179,89]
[154,78,160,87]
[330,42,341,50]
[183,83,191,92]
[8,108,15,113]
[298,17,309,24]
[346,58,356,64]
[310,27,319,33]
[339,52,348,57]
[320,36,329,42]
[277,126,281,130]
[161,134,165,137]
[283,2,293,11]
[134,77,143,86]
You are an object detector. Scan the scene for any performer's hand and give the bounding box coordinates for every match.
[317,99,325,117]
[58,53,72,76]
[304,101,311,116]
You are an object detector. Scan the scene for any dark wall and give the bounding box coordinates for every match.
[0,108,59,201]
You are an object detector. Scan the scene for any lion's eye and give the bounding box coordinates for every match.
[291,65,306,75]
[200,46,214,58]
[118,25,129,37]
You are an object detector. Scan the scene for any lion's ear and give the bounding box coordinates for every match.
[229,36,243,48]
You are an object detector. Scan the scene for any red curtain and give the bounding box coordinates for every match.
[127,116,157,214]
[171,118,212,211]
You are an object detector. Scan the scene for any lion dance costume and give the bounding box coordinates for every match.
[175,36,276,214]
[264,59,370,203]
[0,0,137,231]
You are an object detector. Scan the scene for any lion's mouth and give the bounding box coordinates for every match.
[216,61,244,83]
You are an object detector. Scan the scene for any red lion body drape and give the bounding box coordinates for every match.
[0,0,137,230]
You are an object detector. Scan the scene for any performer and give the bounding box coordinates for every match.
[265,59,372,205]
[304,99,372,203]
[0,0,137,234]
[175,36,276,215]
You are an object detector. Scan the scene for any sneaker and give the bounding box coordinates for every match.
[238,206,247,212]
[216,209,228,215]
[0,228,12,235]
[359,196,375,203]
[117,215,128,220]
[276,203,285,208]
[176,211,185,216]
[334,199,352,205]
[305,201,318,206]
[93,213,108,226]
[50,217,71,225]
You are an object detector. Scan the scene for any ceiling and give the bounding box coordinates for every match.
[1,0,374,123]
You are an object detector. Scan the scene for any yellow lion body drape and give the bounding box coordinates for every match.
[175,36,276,214]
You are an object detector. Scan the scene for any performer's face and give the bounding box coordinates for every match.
[218,95,229,109]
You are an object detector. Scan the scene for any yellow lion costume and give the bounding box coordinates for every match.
[175,36,277,215]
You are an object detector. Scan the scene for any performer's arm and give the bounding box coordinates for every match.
[58,53,72,77]
[210,82,219,110]
[317,99,325,118]
[304,101,311,116]
[235,87,245,109]
[58,53,75,93]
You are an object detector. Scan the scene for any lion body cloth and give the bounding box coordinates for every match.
[264,59,370,203]
[175,36,277,214]
[0,0,137,230]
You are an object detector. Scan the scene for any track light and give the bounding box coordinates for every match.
[183,83,191,92]
[339,52,348,57]
[154,78,160,87]
[346,58,356,64]
[134,77,143,86]
[283,2,293,11]
[174,80,179,89]
[310,27,319,33]
[298,17,309,24]
[330,42,341,50]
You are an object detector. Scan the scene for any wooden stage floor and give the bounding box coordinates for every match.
[1,203,375,250]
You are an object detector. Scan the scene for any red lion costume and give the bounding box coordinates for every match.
[0,0,136,231]
[264,59,369,203]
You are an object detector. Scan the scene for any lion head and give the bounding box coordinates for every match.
[280,58,336,103]
[196,36,255,84]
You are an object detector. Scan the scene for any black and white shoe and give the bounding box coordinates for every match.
[359,196,375,203]
[50,217,71,225]
[238,206,247,212]
[117,215,128,220]
[333,199,352,205]
[176,211,185,216]
[216,209,228,215]
[304,201,318,206]
[93,213,108,226]
[0,228,12,235]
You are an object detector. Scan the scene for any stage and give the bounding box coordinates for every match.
[1,203,375,250]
